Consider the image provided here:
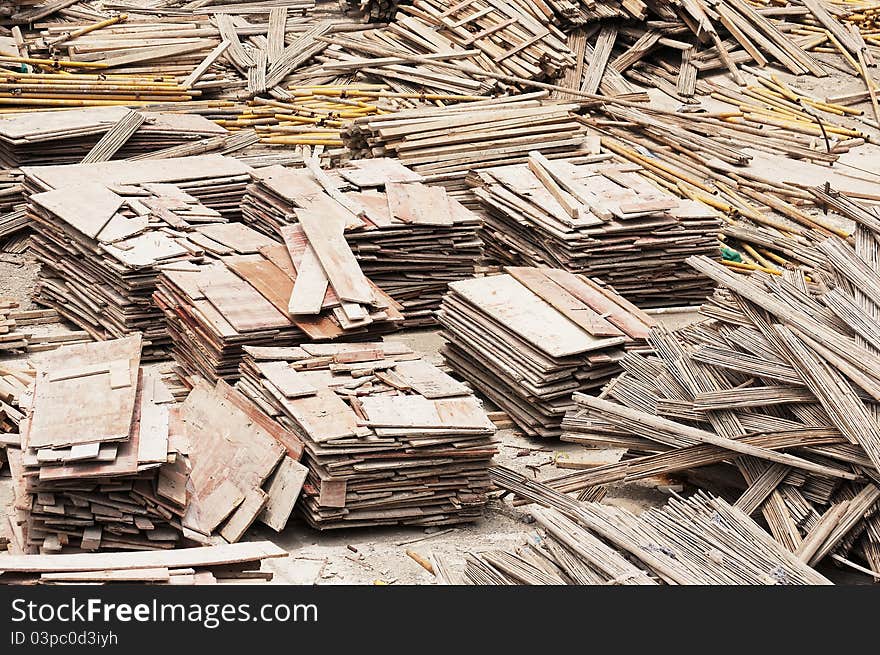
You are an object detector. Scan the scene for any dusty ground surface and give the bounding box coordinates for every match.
[1,60,878,584]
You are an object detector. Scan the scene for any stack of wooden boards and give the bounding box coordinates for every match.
[0,107,227,168]
[154,213,403,383]
[447,467,831,585]
[7,335,190,554]
[438,266,655,438]
[471,152,721,306]
[0,300,91,354]
[0,360,30,479]
[0,541,287,585]
[542,249,880,577]
[235,342,497,529]
[342,96,598,188]
[242,158,482,326]
[23,155,255,358]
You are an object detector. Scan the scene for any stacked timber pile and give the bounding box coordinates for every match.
[25,163,264,359]
[178,380,308,545]
[438,266,656,438]
[0,300,91,354]
[0,542,287,584]
[236,342,497,529]
[534,249,880,577]
[0,107,227,168]
[471,152,721,306]
[242,159,483,326]
[0,360,31,474]
[7,335,190,554]
[446,468,831,585]
[341,95,598,186]
[154,235,402,383]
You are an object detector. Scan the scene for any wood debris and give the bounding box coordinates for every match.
[0,299,91,354]
[0,541,286,585]
[242,159,483,326]
[438,266,656,438]
[471,153,722,306]
[235,342,497,529]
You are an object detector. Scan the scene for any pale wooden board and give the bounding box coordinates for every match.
[281,387,360,443]
[0,541,286,572]
[386,181,453,226]
[27,335,141,449]
[219,488,269,543]
[259,456,308,532]
[295,208,374,304]
[196,223,278,254]
[391,359,470,399]
[31,182,123,239]
[257,361,317,398]
[282,224,328,315]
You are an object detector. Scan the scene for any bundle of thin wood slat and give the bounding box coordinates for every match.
[453,467,831,585]
[235,341,497,529]
[242,159,482,326]
[7,335,191,554]
[538,248,880,578]
[438,266,655,438]
[0,541,287,585]
[0,300,91,354]
[154,224,402,382]
[471,152,721,306]
[346,0,409,22]
[342,94,596,187]
[23,155,255,358]
[0,106,227,168]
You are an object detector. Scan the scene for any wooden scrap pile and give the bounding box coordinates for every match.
[531,250,880,578]
[154,226,402,383]
[7,335,191,554]
[0,300,91,354]
[242,159,482,326]
[23,155,256,358]
[342,95,597,188]
[449,467,831,585]
[235,342,497,529]
[0,360,31,477]
[177,380,308,545]
[438,266,655,439]
[0,106,227,168]
[0,541,287,585]
[471,152,721,306]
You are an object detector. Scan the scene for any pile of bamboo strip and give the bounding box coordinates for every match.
[448,467,832,585]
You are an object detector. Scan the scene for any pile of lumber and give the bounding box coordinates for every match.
[177,380,308,545]
[23,155,254,358]
[235,342,497,529]
[7,335,189,554]
[536,249,880,577]
[346,0,409,22]
[341,95,598,185]
[0,107,227,168]
[0,541,287,585]
[242,159,483,326]
[471,152,721,306]
[0,300,91,354]
[438,266,655,438]
[154,237,402,382]
[0,360,31,477]
[448,467,831,585]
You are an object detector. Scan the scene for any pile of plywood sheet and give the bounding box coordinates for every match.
[154,230,403,383]
[177,380,308,545]
[24,156,256,359]
[0,300,91,354]
[448,467,831,585]
[235,342,496,529]
[470,153,721,307]
[7,335,191,554]
[438,267,655,438]
[241,159,483,326]
[0,107,227,168]
[0,541,287,585]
